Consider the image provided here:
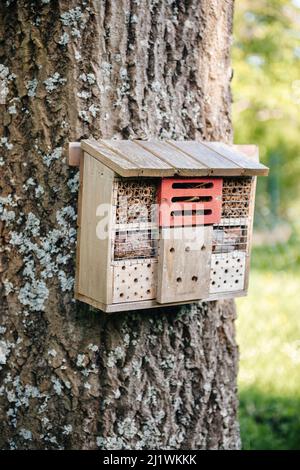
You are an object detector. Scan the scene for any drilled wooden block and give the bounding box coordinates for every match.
[210,251,246,294]
[112,260,157,303]
[157,226,212,303]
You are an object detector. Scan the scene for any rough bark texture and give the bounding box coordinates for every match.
[0,0,240,450]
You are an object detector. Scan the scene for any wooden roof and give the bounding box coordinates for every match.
[81,139,269,177]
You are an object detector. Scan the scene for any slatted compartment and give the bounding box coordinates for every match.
[112,259,157,303]
[159,178,222,227]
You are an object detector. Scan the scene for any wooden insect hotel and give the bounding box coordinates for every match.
[69,140,269,313]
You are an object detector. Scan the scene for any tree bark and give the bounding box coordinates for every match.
[0,0,240,450]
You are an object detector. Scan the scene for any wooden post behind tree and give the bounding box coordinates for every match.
[0,0,240,449]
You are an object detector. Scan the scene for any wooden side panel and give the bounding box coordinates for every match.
[234,145,259,292]
[74,149,85,298]
[157,226,212,304]
[244,176,257,292]
[75,153,114,305]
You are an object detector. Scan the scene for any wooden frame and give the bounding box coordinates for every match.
[72,142,266,313]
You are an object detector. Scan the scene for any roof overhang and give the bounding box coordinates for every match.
[69,139,269,177]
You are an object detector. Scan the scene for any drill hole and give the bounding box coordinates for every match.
[192,276,198,282]
[185,246,190,252]
[176,277,182,283]
[170,247,175,253]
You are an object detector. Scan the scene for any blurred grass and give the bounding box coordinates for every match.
[236,223,300,449]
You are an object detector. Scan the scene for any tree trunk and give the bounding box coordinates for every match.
[0,0,240,450]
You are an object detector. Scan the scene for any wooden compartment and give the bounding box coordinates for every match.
[210,251,246,294]
[157,226,212,303]
[113,229,158,260]
[221,177,253,219]
[113,178,157,225]
[112,259,157,303]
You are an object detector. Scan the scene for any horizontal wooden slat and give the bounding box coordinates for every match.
[81,140,138,177]
[101,139,174,176]
[135,140,209,176]
[205,142,269,175]
[168,140,243,176]
[76,289,247,313]
[68,142,82,166]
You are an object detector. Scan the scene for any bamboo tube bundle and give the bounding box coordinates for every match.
[222,177,252,218]
[114,179,157,224]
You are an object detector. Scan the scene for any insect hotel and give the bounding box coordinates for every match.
[69,140,268,313]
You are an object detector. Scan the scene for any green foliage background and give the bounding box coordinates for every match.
[233,0,300,449]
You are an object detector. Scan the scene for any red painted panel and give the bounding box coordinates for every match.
[159,178,222,227]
